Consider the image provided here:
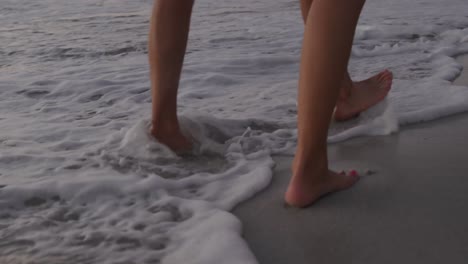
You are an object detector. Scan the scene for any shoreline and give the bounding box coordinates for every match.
[233,54,468,264]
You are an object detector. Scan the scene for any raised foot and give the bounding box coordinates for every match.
[285,169,359,208]
[334,70,393,122]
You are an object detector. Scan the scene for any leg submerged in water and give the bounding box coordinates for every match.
[148,0,194,152]
[285,0,366,207]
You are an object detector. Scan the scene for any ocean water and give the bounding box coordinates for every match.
[1,0,468,263]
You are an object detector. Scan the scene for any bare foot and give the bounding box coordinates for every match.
[285,160,359,208]
[334,70,393,122]
[151,125,192,154]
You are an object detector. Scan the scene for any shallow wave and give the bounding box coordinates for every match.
[30,45,146,62]
[0,117,281,263]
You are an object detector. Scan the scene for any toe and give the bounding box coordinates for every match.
[377,70,393,91]
[384,70,393,82]
[333,173,359,191]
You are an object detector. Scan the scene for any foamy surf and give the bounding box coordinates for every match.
[0,118,277,264]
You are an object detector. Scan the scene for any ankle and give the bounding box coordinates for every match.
[292,148,329,177]
[151,118,181,138]
[339,79,352,100]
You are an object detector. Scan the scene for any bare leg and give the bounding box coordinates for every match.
[301,0,393,122]
[148,0,194,152]
[285,0,365,207]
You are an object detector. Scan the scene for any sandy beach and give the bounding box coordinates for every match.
[234,55,468,264]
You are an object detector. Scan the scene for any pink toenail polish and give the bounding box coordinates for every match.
[349,170,358,177]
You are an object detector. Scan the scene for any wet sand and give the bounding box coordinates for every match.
[234,54,468,264]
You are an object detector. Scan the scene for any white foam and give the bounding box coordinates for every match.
[328,99,399,143]
[0,119,274,263]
